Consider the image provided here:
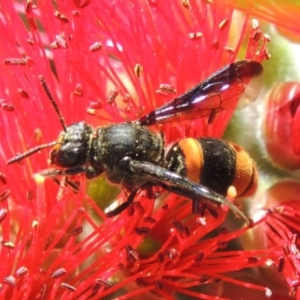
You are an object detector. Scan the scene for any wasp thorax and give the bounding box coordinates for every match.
[50,122,94,168]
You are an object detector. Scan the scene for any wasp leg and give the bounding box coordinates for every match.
[162,184,217,217]
[120,156,249,224]
[85,166,104,179]
[38,166,88,177]
[37,166,103,179]
[105,189,138,218]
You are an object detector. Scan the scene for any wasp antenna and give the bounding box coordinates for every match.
[7,141,58,165]
[39,75,67,132]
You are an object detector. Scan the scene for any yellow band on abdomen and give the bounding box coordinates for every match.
[178,138,203,183]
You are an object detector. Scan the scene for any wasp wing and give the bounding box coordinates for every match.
[138,60,263,126]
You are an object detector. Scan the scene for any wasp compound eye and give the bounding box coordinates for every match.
[53,147,80,167]
[50,122,94,168]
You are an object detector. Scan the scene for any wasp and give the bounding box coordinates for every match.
[7,60,263,222]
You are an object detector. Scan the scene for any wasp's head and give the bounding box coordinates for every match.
[50,122,94,168]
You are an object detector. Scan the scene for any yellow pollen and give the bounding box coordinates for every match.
[227,185,237,200]
[32,220,39,228]
[33,173,45,184]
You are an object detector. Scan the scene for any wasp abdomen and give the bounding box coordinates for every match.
[165,138,257,198]
[227,142,258,197]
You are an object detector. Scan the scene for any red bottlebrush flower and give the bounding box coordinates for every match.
[0,1,292,299]
[262,82,300,170]
[224,0,300,43]
[251,181,300,298]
